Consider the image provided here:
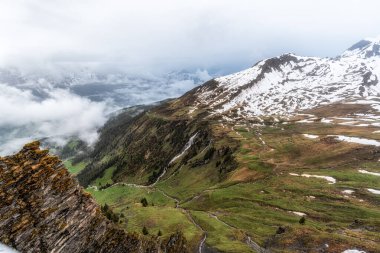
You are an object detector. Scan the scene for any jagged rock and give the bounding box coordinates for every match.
[0,141,189,253]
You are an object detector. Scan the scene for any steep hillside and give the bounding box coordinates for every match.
[77,39,380,253]
[77,100,217,187]
[0,141,189,253]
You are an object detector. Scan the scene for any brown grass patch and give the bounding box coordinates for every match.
[304,103,374,117]
[228,167,262,182]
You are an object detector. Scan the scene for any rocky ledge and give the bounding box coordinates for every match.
[0,141,188,253]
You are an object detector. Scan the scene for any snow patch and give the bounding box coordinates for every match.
[342,249,366,253]
[358,169,380,176]
[188,107,196,115]
[321,118,333,124]
[329,135,380,146]
[342,190,354,195]
[289,173,336,184]
[303,134,319,139]
[367,188,380,194]
[289,211,306,216]
[297,119,315,123]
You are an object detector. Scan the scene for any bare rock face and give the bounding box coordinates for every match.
[0,141,189,253]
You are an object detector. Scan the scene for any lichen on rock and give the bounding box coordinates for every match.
[0,141,189,253]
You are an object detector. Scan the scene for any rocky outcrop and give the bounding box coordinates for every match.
[0,141,189,253]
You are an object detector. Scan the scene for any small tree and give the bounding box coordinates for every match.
[141,198,148,207]
[299,216,306,225]
[157,230,162,236]
[142,226,149,235]
[276,226,286,234]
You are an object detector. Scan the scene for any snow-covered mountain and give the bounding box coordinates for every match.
[192,38,380,117]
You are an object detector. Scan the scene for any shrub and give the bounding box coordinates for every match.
[100,204,119,223]
[142,226,149,235]
[203,147,215,161]
[276,226,286,234]
[141,198,148,207]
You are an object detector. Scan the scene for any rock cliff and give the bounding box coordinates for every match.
[0,141,189,253]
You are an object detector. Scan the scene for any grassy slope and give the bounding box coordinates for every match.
[190,210,252,252]
[63,160,88,175]
[92,166,117,187]
[82,116,380,252]
[86,185,203,251]
[169,122,379,252]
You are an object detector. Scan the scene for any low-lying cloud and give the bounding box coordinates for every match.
[0,69,211,155]
[0,83,111,155]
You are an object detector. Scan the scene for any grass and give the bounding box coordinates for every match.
[180,123,380,251]
[92,166,117,187]
[86,120,380,252]
[86,184,174,207]
[120,206,202,251]
[156,165,217,200]
[85,184,202,251]
[64,160,88,175]
[190,210,252,252]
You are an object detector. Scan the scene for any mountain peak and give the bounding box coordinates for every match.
[187,38,380,119]
[343,37,380,58]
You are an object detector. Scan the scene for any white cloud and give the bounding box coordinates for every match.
[0,0,379,73]
[0,83,111,155]
[0,68,210,155]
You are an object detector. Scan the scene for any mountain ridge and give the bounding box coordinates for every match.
[182,39,380,119]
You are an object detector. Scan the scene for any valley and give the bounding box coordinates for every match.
[76,102,379,252]
[3,2,380,253]
[68,38,380,252]
[2,37,380,253]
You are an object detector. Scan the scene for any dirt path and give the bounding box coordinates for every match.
[207,212,268,253]
[155,188,206,252]
[102,179,266,252]
[246,237,268,253]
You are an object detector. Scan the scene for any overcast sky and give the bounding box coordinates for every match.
[1,0,380,74]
